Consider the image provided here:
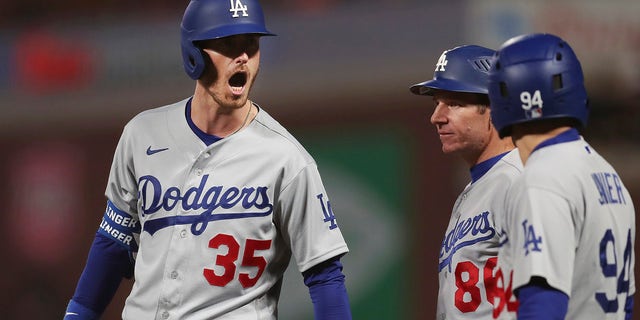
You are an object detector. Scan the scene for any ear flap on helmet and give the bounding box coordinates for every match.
[182,40,206,80]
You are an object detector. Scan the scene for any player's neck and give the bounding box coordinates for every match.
[190,95,254,137]
[513,126,572,164]
[468,130,515,167]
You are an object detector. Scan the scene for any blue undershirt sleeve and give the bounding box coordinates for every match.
[625,294,634,320]
[516,277,568,320]
[303,256,352,320]
[65,232,134,319]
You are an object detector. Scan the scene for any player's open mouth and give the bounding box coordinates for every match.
[229,71,247,95]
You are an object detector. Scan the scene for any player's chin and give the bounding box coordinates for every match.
[440,143,460,154]
[438,137,454,150]
[441,146,454,154]
[226,92,249,108]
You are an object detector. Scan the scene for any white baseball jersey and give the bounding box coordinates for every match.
[496,132,636,319]
[99,98,349,320]
[437,149,523,320]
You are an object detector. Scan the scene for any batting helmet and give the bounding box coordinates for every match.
[181,0,276,80]
[410,45,495,96]
[488,33,589,138]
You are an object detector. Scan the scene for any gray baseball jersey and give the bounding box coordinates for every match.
[437,149,523,320]
[495,133,635,319]
[99,98,349,320]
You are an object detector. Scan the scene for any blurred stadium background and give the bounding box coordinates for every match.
[0,0,638,319]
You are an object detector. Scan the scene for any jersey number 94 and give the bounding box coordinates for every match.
[596,228,633,313]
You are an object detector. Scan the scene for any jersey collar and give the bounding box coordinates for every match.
[531,128,581,154]
[185,98,223,146]
[470,151,510,183]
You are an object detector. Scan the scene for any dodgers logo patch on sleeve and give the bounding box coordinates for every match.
[521,219,542,256]
[98,200,141,251]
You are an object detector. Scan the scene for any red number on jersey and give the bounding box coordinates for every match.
[455,261,482,312]
[453,257,518,316]
[490,260,518,318]
[203,233,272,288]
[239,238,272,288]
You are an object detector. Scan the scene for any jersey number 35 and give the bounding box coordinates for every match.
[203,233,272,288]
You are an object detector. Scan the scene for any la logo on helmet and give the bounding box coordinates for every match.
[230,0,249,17]
[435,51,448,72]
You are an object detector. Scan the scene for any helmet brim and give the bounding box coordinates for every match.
[410,78,488,96]
[190,23,276,41]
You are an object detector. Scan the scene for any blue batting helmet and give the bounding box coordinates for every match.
[181,0,276,80]
[410,45,495,96]
[488,33,589,138]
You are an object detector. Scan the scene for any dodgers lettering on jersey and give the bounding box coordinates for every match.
[439,211,495,272]
[137,174,273,235]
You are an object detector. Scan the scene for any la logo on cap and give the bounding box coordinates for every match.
[435,51,448,72]
[230,0,249,17]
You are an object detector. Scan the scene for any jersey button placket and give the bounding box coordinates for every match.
[197,150,211,178]
[456,193,468,219]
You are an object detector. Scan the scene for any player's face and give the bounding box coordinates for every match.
[199,34,261,109]
[430,90,493,162]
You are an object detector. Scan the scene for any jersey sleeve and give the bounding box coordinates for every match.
[103,124,141,252]
[509,186,576,296]
[105,124,139,211]
[275,164,349,272]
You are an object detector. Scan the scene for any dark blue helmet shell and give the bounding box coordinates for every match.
[180,0,275,80]
[410,45,495,96]
[488,33,589,138]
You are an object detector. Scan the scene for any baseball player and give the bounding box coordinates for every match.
[64,0,352,319]
[488,33,636,319]
[410,45,523,319]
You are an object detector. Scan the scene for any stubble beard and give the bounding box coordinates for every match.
[213,68,259,112]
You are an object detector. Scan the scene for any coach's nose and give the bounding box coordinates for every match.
[430,103,448,126]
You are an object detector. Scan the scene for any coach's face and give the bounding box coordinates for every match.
[199,34,261,109]
[430,90,493,164]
